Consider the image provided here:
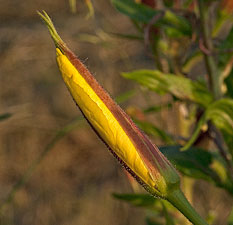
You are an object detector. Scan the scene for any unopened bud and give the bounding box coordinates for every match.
[38,10,180,198]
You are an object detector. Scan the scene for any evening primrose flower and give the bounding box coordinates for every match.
[39,11,208,225]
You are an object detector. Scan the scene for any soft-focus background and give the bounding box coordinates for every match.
[0,1,232,225]
[0,1,158,224]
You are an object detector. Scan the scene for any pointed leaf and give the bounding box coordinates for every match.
[182,98,233,150]
[111,0,160,23]
[115,89,136,104]
[222,130,233,157]
[163,10,192,37]
[112,193,157,207]
[111,0,191,36]
[225,70,233,98]
[134,119,175,144]
[110,32,143,41]
[160,146,220,182]
[144,103,172,114]
[122,70,213,107]
[219,26,233,50]
[161,201,176,225]
[146,218,163,225]
[206,98,233,135]
[0,113,12,122]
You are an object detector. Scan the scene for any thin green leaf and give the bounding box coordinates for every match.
[144,103,172,114]
[122,69,213,107]
[182,98,233,150]
[182,51,203,74]
[219,26,233,50]
[69,0,77,13]
[218,26,233,68]
[228,206,233,225]
[111,0,160,23]
[0,113,12,121]
[225,70,233,98]
[160,146,220,182]
[0,116,85,213]
[115,89,136,104]
[134,119,175,144]
[161,201,175,225]
[181,115,205,151]
[111,0,192,36]
[109,32,143,40]
[84,0,94,19]
[112,193,157,208]
[146,218,163,225]
[163,10,192,37]
[206,98,233,135]
[222,130,233,157]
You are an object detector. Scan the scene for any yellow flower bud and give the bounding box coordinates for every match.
[38,11,209,225]
[38,10,180,198]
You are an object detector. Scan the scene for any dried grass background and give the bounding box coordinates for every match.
[0,0,232,225]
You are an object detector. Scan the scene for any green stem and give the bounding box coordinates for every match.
[167,189,208,225]
[197,0,221,99]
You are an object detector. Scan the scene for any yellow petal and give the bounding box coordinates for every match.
[56,48,158,190]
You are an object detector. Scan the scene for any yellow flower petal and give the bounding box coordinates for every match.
[56,48,157,190]
[39,11,180,198]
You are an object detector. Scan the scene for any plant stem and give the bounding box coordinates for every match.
[209,123,233,180]
[197,0,221,99]
[167,189,208,225]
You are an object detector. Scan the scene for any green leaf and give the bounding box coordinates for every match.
[228,206,233,225]
[163,10,192,37]
[69,0,77,13]
[182,51,203,74]
[206,98,233,135]
[219,26,233,50]
[111,0,192,36]
[222,130,233,157]
[146,218,163,225]
[163,0,174,7]
[0,113,12,122]
[160,146,220,182]
[225,70,233,98]
[144,103,172,114]
[115,89,136,104]
[111,0,160,23]
[134,119,175,144]
[109,32,143,40]
[218,26,233,68]
[112,193,157,208]
[182,98,233,150]
[181,115,205,151]
[122,69,213,107]
[161,201,175,225]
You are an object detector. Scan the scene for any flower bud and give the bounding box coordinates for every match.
[38,11,180,198]
[38,11,209,225]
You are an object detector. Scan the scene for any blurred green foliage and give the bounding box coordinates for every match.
[110,0,233,224]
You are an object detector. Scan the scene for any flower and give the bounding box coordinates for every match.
[38,10,180,198]
[38,11,209,225]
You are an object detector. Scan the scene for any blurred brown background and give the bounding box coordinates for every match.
[0,0,156,224]
[0,1,231,225]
